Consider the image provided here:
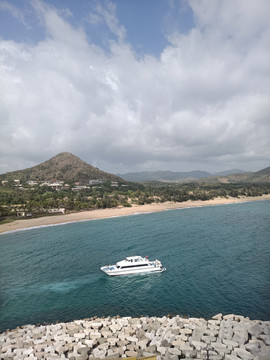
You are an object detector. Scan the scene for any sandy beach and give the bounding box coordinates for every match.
[1,194,270,235]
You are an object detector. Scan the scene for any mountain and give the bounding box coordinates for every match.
[200,167,270,184]
[254,166,270,176]
[214,169,246,176]
[118,167,270,183]
[0,152,124,183]
[117,169,244,182]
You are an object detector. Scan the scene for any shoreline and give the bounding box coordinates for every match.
[1,194,270,235]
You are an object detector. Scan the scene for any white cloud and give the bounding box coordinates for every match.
[0,0,30,29]
[0,0,269,174]
[95,1,126,43]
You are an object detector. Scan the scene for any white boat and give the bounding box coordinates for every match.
[100,256,166,276]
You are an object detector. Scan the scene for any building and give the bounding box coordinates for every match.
[89,179,107,185]
[27,180,38,186]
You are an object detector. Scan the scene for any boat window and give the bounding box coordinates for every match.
[121,264,148,269]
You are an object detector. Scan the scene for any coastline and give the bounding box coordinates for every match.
[1,194,270,235]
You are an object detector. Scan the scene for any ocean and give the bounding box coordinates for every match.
[0,200,269,332]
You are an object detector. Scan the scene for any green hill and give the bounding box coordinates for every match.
[0,152,124,184]
[200,167,270,184]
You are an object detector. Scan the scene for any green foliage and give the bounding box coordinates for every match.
[0,179,269,220]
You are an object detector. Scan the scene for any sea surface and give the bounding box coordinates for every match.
[0,200,270,332]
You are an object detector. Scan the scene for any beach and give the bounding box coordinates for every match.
[1,194,270,235]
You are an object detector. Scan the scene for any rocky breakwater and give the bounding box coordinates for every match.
[1,314,270,360]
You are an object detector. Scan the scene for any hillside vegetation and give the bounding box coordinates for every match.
[0,152,123,183]
[0,154,269,219]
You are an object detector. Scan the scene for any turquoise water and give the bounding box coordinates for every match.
[0,201,269,331]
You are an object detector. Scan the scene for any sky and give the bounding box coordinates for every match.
[0,0,269,175]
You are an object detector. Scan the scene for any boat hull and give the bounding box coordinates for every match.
[100,266,166,276]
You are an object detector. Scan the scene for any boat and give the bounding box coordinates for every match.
[100,255,166,276]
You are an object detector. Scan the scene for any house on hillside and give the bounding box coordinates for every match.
[89,179,107,185]
[27,180,38,186]
[16,209,32,217]
[72,185,89,192]
[48,208,65,214]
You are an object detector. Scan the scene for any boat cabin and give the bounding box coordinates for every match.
[116,256,149,269]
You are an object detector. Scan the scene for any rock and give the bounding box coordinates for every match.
[74,333,86,340]
[144,345,157,354]
[125,350,138,357]
[259,334,270,346]
[190,340,207,350]
[233,347,254,360]
[211,342,229,355]
[212,313,223,321]
[219,319,234,340]
[234,315,246,322]
[90,322,103,330]
[168,347,182,356]
[179,344,193,351]
[91,347,107,358]
[1,314,269,360]
[77,347,89,356]
[224,355,240,360]
[232,328,249,345]
[156,346,167,355]
[208,319,220,326]
[100,329,112,338]
[245,340,261,354]
[137,339,149,349]
[89,332,101,340]
[171,339,186,347]
[179,327,192,335]
[257,345,270,358]
[126,335,138,343]
[191,326,205,341]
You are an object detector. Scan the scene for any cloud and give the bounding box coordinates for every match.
[0,0,30,29]
[0,0,269,174]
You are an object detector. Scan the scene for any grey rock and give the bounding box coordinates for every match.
[190,340,207,350]
[257,345,270,358]
[259,334,270,346]
[91,347,107,358]
[248,324,263,338]
[144,345,157,353]
[232,328,249,345]
[212,313,223,321]
[234,347,254,360]
[191,326,205,341]
[245,340,261,354]
[168,347,182,356]
[136,328,147,340]
[125,350,138,357]
[211,341,229,355]
[224,355,240,360]
[77,347,89,356]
